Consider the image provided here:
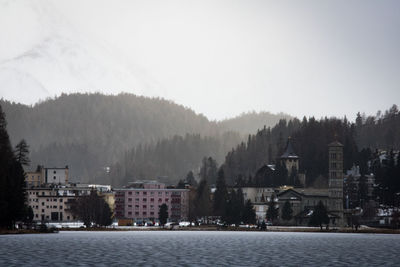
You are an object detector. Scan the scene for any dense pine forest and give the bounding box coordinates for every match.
[222,104,400,187]
[1,93,287,183]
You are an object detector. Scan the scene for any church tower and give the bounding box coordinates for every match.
[280,137,299,176]
[328,141,344,226]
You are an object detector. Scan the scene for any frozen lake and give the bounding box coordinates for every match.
[1,231,399,266]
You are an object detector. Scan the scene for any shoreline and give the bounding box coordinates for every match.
[2,226,399,235]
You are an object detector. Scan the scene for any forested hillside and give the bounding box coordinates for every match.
[219,111,293,136]
[103,133,241,186]
[1,93,287,183]
[222,105,399,187]
[355,104,400,150]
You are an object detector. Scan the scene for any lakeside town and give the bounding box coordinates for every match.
[2,123,399,234]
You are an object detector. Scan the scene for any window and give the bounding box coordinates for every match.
[143,192,147,195]
[35,214,38,218]
[54,199,57,202]
[158,198,162,202]
[128,212,132,215]
[143,198,147,202]
[135,198,139,201]
[135,192,139,195]
[53,170,56,174]
[60,199,63,202]
[128,198,132,202]
[150,192,154,195]
[59,206,63,209]
[135,205,139,208]
[165,192,169,195]
[128,205,132,208]
[143,212,147,216]
[165,198,169,202]
[46,206,49,208]
[53,206,57,208]
[150,212,154,215]
[330,153,336,159]
[135,212,139,215]
[158,192,162,195]
[42,209,44,212]
[150,198,154,202]
[128,192,132,195]
[143,205,147,209]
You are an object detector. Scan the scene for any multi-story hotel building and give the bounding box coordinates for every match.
[114,181,189,222]
[26,186,92,222]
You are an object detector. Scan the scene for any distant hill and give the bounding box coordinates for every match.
[1,93,291,184]
[218,111,293,136]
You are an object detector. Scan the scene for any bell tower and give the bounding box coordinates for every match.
[280,137,299,176]
[328,141,344,226]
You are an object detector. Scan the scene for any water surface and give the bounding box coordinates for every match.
[1,231,399,266]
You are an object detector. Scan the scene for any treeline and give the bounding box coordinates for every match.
[222,104,400,187]
[188,169,256,225]
[355,104,400,150]
[1,93,288,183]
[218,111,293,136]
[371,150,400,206]
[104,133,241,186]
[0,105,32,229]
[222,117,359,186]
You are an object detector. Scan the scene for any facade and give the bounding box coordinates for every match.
[328,141,344,226]
[114,181,189,222]
[25,165,69,187]
[26,186,92,222]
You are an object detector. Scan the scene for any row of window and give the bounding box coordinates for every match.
[127,198,169,202]
[127,191,170,196]
[128,211,155,216]
[29,205,63,210]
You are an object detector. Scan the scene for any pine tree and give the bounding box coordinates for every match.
[213,168,228,217]
[242,199,256,224]
[185,171,197,187]
[309,200,329,230]
[194,179,211,221]
[281,200,293,221]
[0,105,27,229]
[266,194,279,223]
[158,203,169,226]
[14,139,30,166]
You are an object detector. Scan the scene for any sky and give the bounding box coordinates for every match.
[1,0,399,121]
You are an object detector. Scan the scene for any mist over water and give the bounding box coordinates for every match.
[1,231,399,266]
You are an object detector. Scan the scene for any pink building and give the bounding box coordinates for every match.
[115,181,189,222]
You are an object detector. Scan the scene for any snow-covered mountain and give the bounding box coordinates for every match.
[0,0,160,104]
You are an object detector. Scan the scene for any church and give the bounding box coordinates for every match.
[241,138,345,227]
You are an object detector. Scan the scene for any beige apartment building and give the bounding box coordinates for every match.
[27,186,92,222]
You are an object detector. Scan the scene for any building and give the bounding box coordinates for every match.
[328,141,344,226]
[241,139,345,226]
[26,185,92,222]
[114,181,189,223]
[280,137,299,176]
[25,165,69,187]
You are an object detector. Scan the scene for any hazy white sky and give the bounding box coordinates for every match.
[1,0,399,120]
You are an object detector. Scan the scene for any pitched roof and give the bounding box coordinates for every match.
[328,141,344,147]
[281,137,299,159]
